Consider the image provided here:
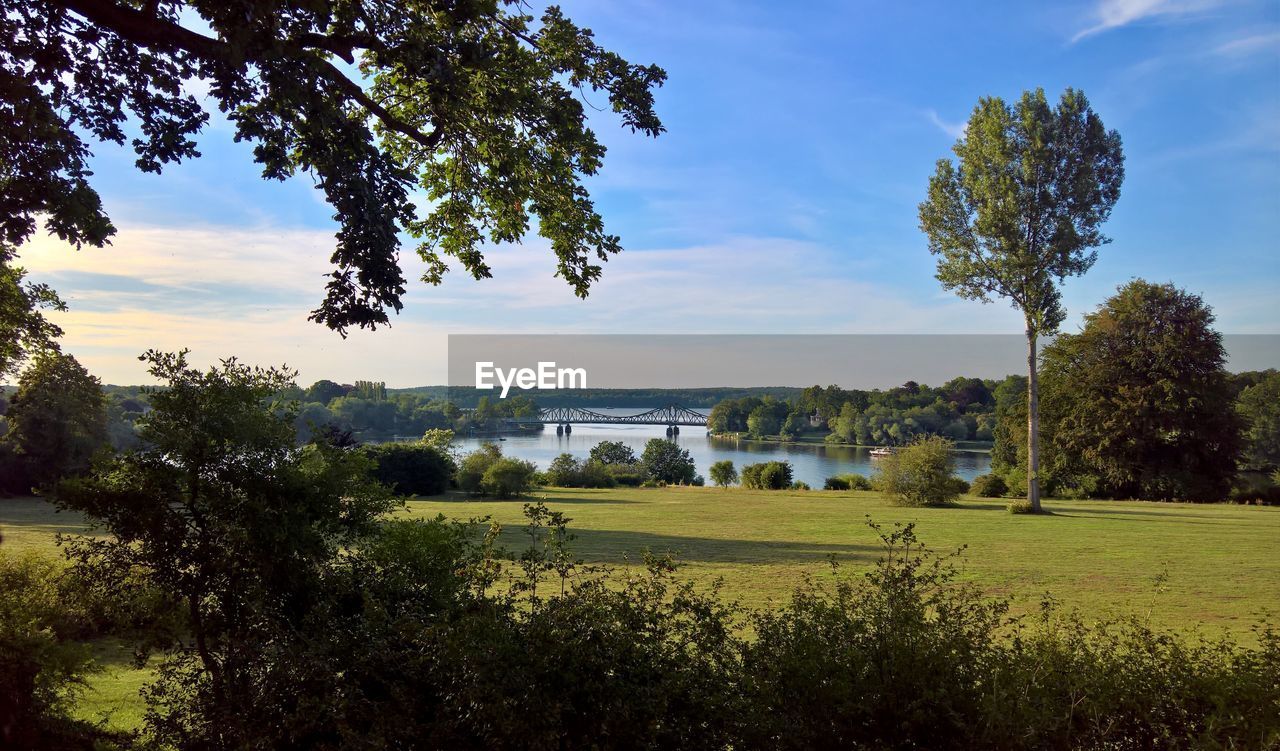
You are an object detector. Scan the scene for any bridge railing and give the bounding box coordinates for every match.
[501,404,708,426]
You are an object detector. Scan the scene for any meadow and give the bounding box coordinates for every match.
[3,488,1278,734]
[401,487,1280,634]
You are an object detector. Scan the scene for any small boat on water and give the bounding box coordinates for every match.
[869,447,894,458]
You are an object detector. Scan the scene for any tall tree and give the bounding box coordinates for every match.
[2,1,666,332]
[918,88,1124,511]
[2,350,108,490]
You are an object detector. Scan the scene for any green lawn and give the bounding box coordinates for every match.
[400,486,1279,638]
[3,488,1278,732]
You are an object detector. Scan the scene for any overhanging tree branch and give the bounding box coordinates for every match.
[48,0,441,149]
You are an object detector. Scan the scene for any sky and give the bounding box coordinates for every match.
[19,0,1280,386]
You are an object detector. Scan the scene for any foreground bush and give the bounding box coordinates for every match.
[874,435,961,507]
[0,552,116,750]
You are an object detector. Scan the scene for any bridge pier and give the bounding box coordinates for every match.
[556,424,564,436]
[564,423,572,434]
[665,424,679,436]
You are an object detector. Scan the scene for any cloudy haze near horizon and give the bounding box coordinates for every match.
[21,0,1280,386]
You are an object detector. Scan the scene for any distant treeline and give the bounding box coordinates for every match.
[387,386,804,408]
[709,378,1002,444]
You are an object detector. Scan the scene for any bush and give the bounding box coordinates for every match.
[456,443,503,495]
[1007,499,1037,514]
[874,435,959,507]
[543,453,579,487]
[606,466,647,487]
[969,473,1008,498]
[826,473,875,490]
[544,454,622,488]
[641,439,697,485]
[1229,473,1280,505]
[709,460,738,487]
[737,520,1280,749]
[791,481,810,491]
[0,552,106,749]
[947,477,970,496]
[481,457,538,499]
[741,461,794,490]
[359,441,454,496]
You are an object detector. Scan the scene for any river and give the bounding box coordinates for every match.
[451,409,991,487]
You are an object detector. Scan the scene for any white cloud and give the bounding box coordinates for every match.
[18,222,1025,386]
[1213,31,1280,56]
[926,110,967,140]
[1072,0,1225,43]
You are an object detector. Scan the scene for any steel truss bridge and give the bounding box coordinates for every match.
[512,404,708,427]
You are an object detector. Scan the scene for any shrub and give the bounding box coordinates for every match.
[545,453,583,487]
[874,435,959,507]
[481,457,538,499]
[0,552,105,749]
[606,466,647,487]
[1007,499,1037,514]
[970,473,1008,498]
[456,443,503,495]
[641,439,697,485]
[791,481,810,491]
[1228,473,1280,505]
[947,477,970,496]
[828,473,874,491]
[709,460,738,487]
[741,461,794,490]
[545,454,618,488]
[359,441,454,496]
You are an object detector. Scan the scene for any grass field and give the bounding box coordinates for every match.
[399,487,1279,637]
[3,489,1278,732]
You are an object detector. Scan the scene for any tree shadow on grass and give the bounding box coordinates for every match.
[951,501,1011,511]
[411,490,642,505]
[1048,505,1261,524]
[494,526,881,565]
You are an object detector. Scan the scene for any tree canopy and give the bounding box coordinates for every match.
[1,350,108,490]
[1038,281,1241,501]
[1237,371,1280,473]
[3,0,666,332]
[918,87,1124,337]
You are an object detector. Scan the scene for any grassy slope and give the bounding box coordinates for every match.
[401,487,1280,637]
[4,489,1278,730]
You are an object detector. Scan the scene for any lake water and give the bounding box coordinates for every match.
[452,408,991,487]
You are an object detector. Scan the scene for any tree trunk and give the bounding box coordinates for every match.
[1026,326,1042,512]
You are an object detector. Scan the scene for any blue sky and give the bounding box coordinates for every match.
[22,0,1280,385]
